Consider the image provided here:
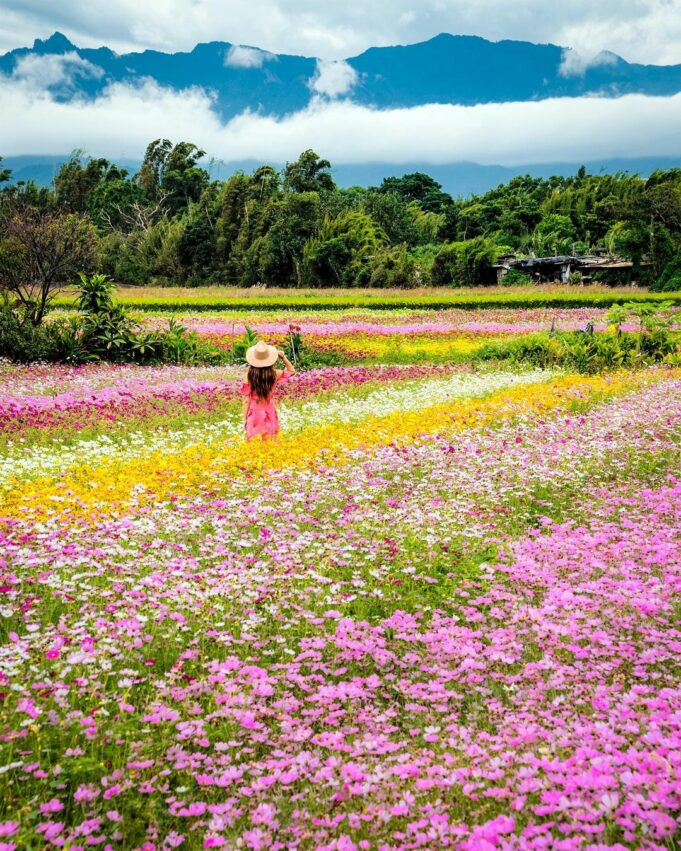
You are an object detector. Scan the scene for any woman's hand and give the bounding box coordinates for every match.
[277,349,296,374]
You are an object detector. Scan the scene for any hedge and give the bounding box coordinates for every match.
[53,287,681,313]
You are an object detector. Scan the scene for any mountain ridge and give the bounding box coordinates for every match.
[3,31,679,192]
[21,29,680,69]
[3,30,681,121]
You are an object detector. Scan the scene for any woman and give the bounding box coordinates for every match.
[240,341,296,441]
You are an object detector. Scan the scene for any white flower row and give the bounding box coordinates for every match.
[0,369,552,487]
[278,369,550,430]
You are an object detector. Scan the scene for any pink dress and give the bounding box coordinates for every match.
[241,369,293,440]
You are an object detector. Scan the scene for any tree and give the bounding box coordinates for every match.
[54,152,122,213]
[379,172,453,215]
[2,138,680,294]
[0,179,54,212]
[215,173,252,266]
[178,187,222,282]
[178,214,215,281]
[136,139,173,201]
[212,166,283,280]
[89,177,147,232]
[605,220,649,276]
[648,222,675,279]
[303,210,383,286]
[0,157,10,185]
[283,150,335,194]
[406,202,445,244]
[362,190,420,246]
[532,214,577,256]
[652,252,681,292]
[645,170,681,233]
[369,243,421,288]
[136,139,209,216]
[246,192,320,286]
[431,237,499,286]
[0,204,98,324]
[249,165,281,202]
[100,215,186,286]
[162,142,210,215]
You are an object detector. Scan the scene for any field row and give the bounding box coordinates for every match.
[137,307,636,336]
[53,285,681,313]
[1,368,669,523]
[128,305,676,366]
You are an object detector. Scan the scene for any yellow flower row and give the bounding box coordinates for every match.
[2,370,670,527]
[314,335,489,358]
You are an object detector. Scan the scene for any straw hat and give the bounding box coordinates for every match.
[246,341,279,368]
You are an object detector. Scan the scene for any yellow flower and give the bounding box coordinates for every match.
[1,369,672,527]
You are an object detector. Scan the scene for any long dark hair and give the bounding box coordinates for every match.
[247,365,277,400]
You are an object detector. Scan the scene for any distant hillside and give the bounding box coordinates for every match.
[2,31,681,121]
[4,154,680,199]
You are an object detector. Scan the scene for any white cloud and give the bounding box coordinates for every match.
[558,48,619,77]
[310,59,358,97]
[398,11,416,26]
[0,73,679,167]
[560,2,681,67]
[1,0,680,65]
[12,51,103,88]
[225,44,275,68]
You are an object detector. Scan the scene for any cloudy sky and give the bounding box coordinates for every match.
[1,0,680,167]
[2,0,681,64]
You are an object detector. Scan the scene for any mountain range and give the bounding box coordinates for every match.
[3,31,681,118]
[2,31,680,196]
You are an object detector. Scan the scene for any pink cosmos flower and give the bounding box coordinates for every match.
[39,799,63,814]
[0,825,18,838]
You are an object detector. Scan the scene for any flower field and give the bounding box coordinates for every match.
[131,306,679,365]
[53,285,681,313]
[1,328,680,847]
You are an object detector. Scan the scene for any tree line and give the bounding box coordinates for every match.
[1,142,680,299]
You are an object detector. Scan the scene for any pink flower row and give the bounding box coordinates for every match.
[135,305,674,339]
[0,364,456,434]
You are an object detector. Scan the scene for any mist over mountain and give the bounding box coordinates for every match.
[2,30,681,119]
[2,31,680,193]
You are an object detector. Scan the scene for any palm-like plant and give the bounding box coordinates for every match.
[76,273,115,314]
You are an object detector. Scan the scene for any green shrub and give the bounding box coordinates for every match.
[652,253,681,292]
[0,300,87,363]
[0,275,231,365]
[76,276,231,365]
[152,320,230,365]
[500,268,531,287]
[232,325,259,363]
[475,324,677,373]
[475,333,555,367]
[431,237,499,287]
[368,244,422,288]
[76,273,116,313]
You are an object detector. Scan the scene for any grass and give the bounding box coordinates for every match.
[52,284,681,312]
